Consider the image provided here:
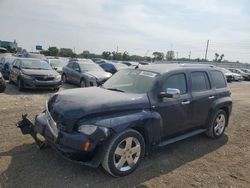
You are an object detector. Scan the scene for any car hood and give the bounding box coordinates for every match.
[85,71,112,81]
[22,69,59,76]
[47,87,150,131]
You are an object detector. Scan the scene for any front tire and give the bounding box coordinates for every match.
[206,110,228,138]
[62,74,67,83]
[80,79,86,87]
[17,79,24,91]
[102,129,145,177]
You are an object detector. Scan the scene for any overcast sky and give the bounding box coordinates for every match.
[0,0,249,62]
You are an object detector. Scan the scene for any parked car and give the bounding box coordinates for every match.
[228,68,250,81]
[9,58,62,91]
[0,72,6,92]
[0,55,16,79]
[48,58,67,74]
[0,47,11,60]
[240,68,250,74]
[62,59,112,87]
[17,64,232,177]
[100,61,128,74]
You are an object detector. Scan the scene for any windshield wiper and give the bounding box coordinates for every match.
[106,88,124,92]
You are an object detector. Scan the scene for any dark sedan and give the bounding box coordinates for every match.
[100,61,128,74]
[62,59,112,87]
[9,58,62,91]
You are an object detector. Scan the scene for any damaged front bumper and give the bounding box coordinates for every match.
[17,113,108,168]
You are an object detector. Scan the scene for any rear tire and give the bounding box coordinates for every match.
[206,110,228,138]
[102,129,145,177]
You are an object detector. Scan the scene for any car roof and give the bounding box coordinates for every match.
[138,64,220,74]
[16,57,44,61]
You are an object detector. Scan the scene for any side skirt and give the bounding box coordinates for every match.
[158,129,206,147]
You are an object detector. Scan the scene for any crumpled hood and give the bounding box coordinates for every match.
[22,69,59,76]
[48,87,150,131]
[85,71,112,81]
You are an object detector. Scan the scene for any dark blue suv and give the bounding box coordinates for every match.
[17,64,232,177]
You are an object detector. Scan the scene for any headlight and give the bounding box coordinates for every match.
[78,124,109,136]
[78,125,97,135]
[21,73,32,79]
[55,75,61,80]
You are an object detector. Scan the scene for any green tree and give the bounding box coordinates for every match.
[166,51,175,61]
[218,54,224,62]
[59,48,74,57]
[81,51,90,58]
[122,51,130,61]
[152,52,164,61]
[102,51,111,60]
[48,47,59,56]
[214,53,219,62]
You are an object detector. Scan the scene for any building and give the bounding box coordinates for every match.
[0,40,18,50]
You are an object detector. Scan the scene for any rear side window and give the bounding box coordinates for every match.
[211,70,227,88]
[191,72,211,92]
[162,73,187,94]
[67,62,74,68]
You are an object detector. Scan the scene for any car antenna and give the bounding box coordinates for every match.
[135,62,140,69]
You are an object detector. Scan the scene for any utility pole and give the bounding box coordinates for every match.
[205,40,209,61]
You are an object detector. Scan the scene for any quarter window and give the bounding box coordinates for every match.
[162,73,187,95]
[211,70,227,88]
[191,72,211,92]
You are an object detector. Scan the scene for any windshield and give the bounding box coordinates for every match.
[103,69,158,94]
[49,59,67,68]
[79,63,104,72]
[21,59,52,70]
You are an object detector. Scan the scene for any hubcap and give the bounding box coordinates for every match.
[113,137,141,172]
[214,114,226,136]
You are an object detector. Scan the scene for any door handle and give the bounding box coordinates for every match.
[181,100,190,105]
[208,96,215,99]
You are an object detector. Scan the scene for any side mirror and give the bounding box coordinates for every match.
[159,88,181,98]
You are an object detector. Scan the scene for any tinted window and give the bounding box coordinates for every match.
[101,63,115,72]
[162,73,187,94]
[72,63,80,71]
[211,70,227,88]
[191,72,211,92]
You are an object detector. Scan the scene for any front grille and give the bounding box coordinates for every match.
[35,76,55,81]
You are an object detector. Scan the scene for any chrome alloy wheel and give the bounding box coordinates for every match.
[113,137,141,172]
[214,114,226,136]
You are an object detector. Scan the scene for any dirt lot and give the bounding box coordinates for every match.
[0,81,250,188]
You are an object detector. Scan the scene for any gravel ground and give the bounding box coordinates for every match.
[0,81,250,188]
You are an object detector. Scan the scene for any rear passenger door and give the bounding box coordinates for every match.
[190,71,215,128]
